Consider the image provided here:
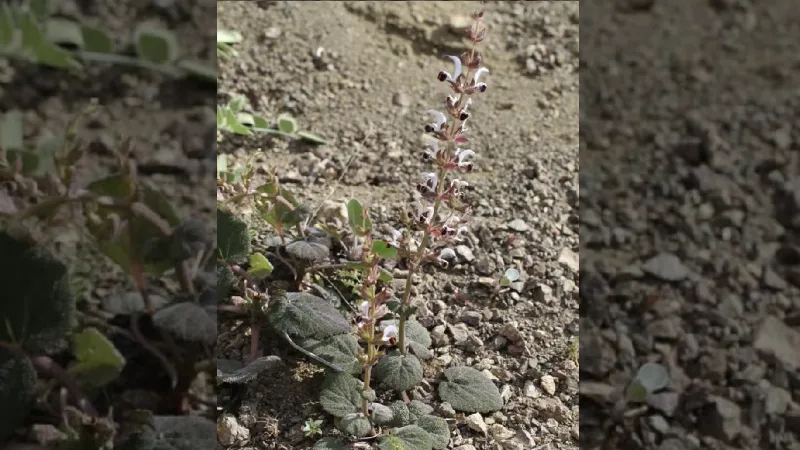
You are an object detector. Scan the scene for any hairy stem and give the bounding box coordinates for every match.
[361,285,376,416]
[249,323,261,364]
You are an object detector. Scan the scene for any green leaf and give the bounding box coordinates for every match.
[388,400,411,426]
[217,261,235,303]
[216,30,242,44]
[372,240,397,259]
[33,134,61,175]
[407,400,434,420]
[379,425,433,450]
[370,403,394,425]
[236,112,255,127]
[374,351,423,392]
[135,415,216,450]
[277,115,297,134]
[217,208,250,264]
[253,115,269,129]
[635,362,670,393]
[19,11,43,49]
[0,110,23,150]
[177,59,216,81]
[298,334,361,374]
[380,319,432,359]
[313,437,349,450]
[5,150,40,176]
[296,131,327,145]
[28,0,61,17]
[625,380,647,403]
[438,366,503,413]
[101,291,168,316]
[68,327,125,388]
[152,302,216,345]
[247,252,273,280]
[337,412,371,438]
[500,268,519,287]
[270,292,350,339]
[0,348,36,443]
[0,231,73,354]
[33,40,81,68]
[417,416,450,450]
[217,356,282,384]
[319,372,362,417]
[133,24,179,65]
[216,153,228,177]
[81,24,114,53]
[0,6,16,48]
[42,18,83,48]
[346,199,371,235]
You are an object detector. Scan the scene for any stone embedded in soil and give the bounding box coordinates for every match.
[539,374,557,395]
[507,219,530,232]
[642,253,690,282]
[460,310,482,327]
[465,413,488,434]
[557,247,579,273]
[489,424,516,441]
[217,414,250,446]
[499,323,523,342]
[456,244,475,262]
[699,396,742,443]
[647,392,680,417]
[753,316,800,369]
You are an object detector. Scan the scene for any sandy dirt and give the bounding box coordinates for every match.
[217,1,579,449]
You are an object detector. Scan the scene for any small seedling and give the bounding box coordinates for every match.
[302,418,324,438]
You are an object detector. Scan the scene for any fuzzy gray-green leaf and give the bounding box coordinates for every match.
[0,349,36,443]
[407,400,434,420]
[298,334,360,374]
[371,403,394,425]
[417,415,450,450]
[313,437,349,450]
[319,372,362,418]
[0,231,73,354]
[438,366,503,413]
[389,400,411,426]
[379,425,433,450]
[270,292,350,339]
[152,302,216,345]
[337,412,371,438]
[217,208,250,264]
[375,351,423,392]
[217,356,282,384]
[136,415,215,450]
[217,261,235,303]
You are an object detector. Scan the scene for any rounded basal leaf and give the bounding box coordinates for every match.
[152,302,216,345]
[417,415,450,450]
[372,240,397,259]
[635,362,670,393]
[313,437,349,450]
[407,400,434,420]
[374,351,423,392]
[625,379,647,403]
[102,291,168,315]
[285,239,328,263]
[438,366,503,413]
[0,231,74,354]
[337,412,371,438]
[298,334,361,374]
[217,356,282,384]
[217,208,250,264]
[371,403,394,425]
[69,327,125,389]
[0,348,36,443]
[247,252,273,280]
[500,268,519,287]
[346,199,371,235]
[277,115,297,134]
[217,261,235,303]
[319,372,362,418]
[43,18,83,48]
[270,292,350,339]
[389,400,411,426]
[80,24,114,53]
[379,425,433,450]
[134,24,179,65]
[380,319,432,359]
[137,415,215,450]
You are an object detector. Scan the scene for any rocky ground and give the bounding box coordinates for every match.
[217,1,579,449]
[580,1,800,449]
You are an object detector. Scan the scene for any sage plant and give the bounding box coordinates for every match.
[395,10,488,354]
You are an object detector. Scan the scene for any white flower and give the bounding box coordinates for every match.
[472,67,489,92]
[388,228,403,247]
[421,172,438,191]
[450,179,469,194]
[454,226,469,241]
[359,301,370,318]
[410,201,434,224]
[444,216,462,228]
[423,139,439,160]
[438,55,463,83]
[382,325,399,343]
[437,248,457,268]
[426,110,447,133]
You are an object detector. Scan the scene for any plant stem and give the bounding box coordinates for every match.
[249,323,261,363]
[361,285,376,416]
